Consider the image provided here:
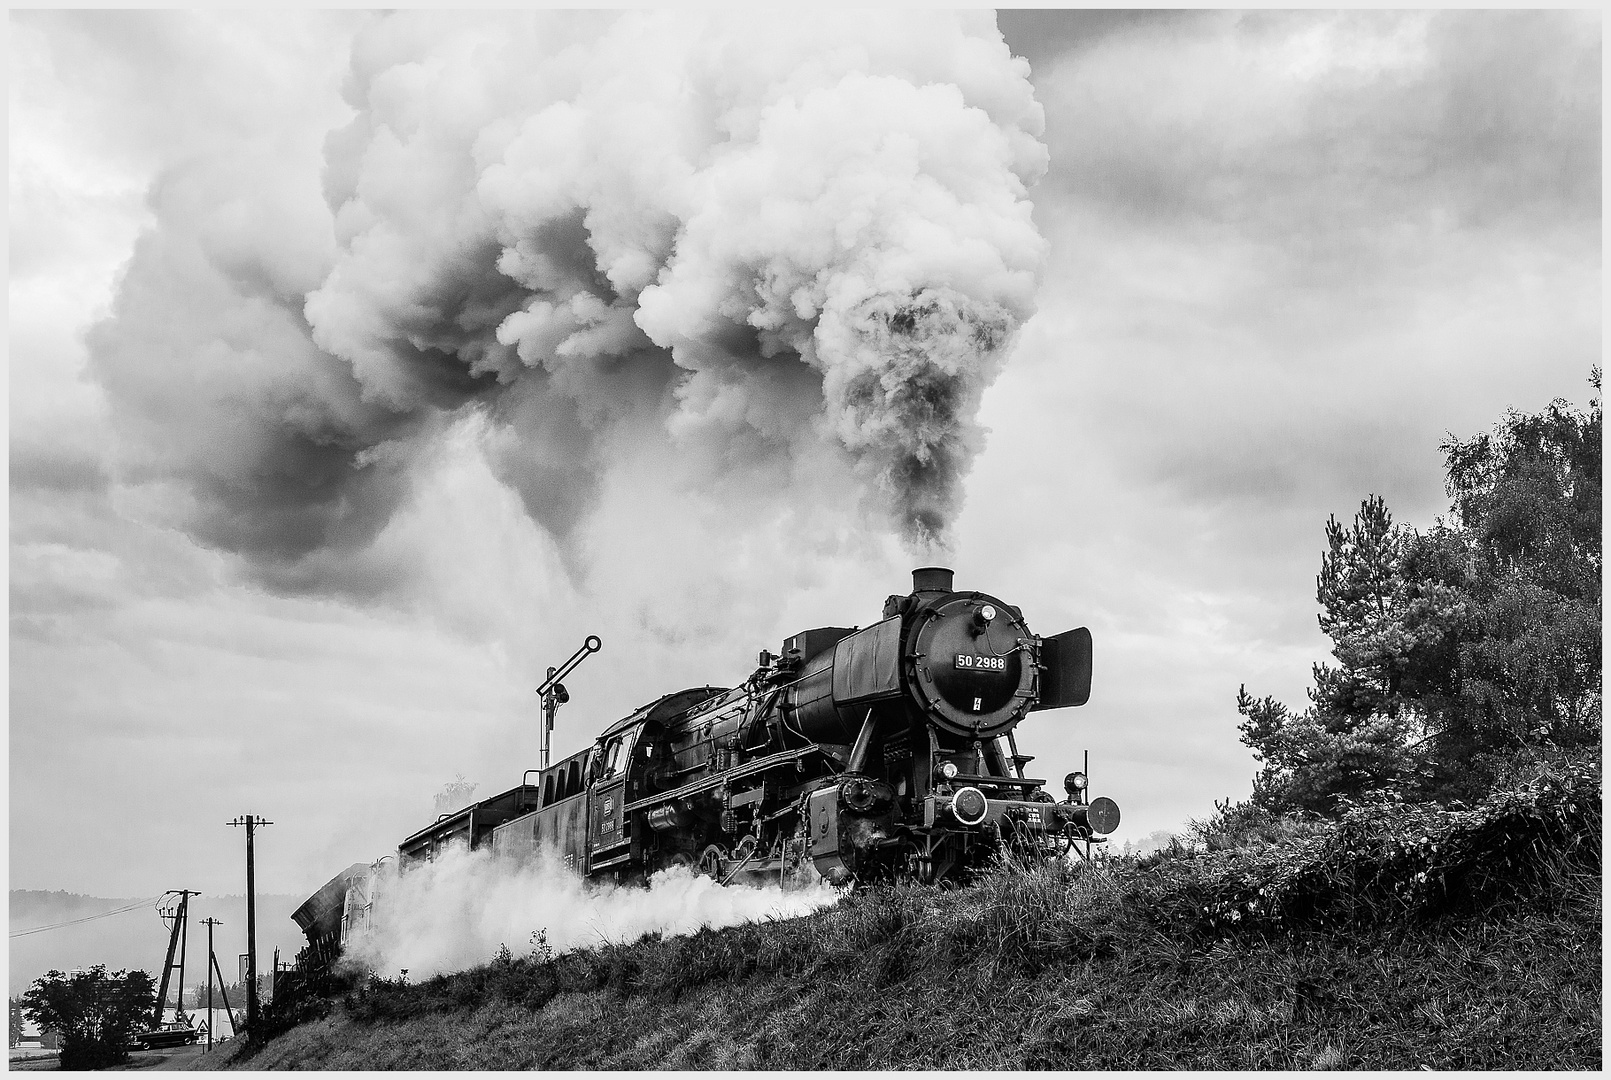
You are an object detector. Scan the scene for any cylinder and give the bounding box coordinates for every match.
[912,566,954,594]
[646,804,689,832]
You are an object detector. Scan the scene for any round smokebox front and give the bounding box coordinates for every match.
[908,595,1034,737]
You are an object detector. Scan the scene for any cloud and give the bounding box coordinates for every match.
[1021,9,1598,521]
[1034,11,1598,234]
[9,446,109,497]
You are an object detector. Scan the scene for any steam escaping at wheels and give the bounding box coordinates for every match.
[290,567,1118,978]
[323,845,841,982]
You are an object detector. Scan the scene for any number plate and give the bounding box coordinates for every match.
[954,654,1007,671]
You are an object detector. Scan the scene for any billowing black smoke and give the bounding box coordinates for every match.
[89,11,1048,584]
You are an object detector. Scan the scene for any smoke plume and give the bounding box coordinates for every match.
[89,11,1047,580]
[342,845,839,980]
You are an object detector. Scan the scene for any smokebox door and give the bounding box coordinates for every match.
[831,616,903,705]
[1035,626,1092,710]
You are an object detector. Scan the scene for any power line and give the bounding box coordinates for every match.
[8,896,165,939]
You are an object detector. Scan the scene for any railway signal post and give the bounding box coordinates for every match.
[227,814,272,1040]
[535,635,601,769]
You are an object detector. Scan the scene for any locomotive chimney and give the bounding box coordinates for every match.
[911,566,954,595]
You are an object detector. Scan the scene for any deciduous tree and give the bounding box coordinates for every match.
[20,966,155,1070]
[1436,371,1602,778]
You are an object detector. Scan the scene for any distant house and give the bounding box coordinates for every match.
[15,1020,61,1050]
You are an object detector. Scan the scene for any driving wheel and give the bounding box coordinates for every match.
[698,844,727,879]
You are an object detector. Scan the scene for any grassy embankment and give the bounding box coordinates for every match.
[214,759,1599,1070]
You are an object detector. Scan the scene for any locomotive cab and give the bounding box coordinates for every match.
[587,722,638,873]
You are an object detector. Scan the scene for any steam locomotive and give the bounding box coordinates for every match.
[291,568,1118,965]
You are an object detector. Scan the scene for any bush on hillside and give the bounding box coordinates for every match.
[1166,752,1599,939]
[250,965,357,1049]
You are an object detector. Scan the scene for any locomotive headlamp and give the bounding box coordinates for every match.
[937,761,959,781]
[980,604,996,622]
[951,786,989,826]
[970,604,998,633]
[1065,771,1088,795]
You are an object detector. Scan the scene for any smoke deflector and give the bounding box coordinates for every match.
[1033,626,1093,710]
[831,618,904,705]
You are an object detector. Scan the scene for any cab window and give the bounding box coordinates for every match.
[597,730,639,782]
[599,739,622,781]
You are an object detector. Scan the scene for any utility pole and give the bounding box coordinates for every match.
[227,815,272,1040]
[151,890,198,1031]
[199,918,222,1053]
[177,896,191,1026]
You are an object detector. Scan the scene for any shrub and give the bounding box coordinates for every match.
[1166,752,1599,939]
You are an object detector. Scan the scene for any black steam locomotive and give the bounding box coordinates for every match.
[391,566,1118,890]
[289,567,1119,971]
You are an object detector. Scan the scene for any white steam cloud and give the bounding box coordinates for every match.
[89,10,1048,583]
[343,846,840,980]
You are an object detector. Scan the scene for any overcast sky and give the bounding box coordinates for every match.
[10,9,1599,922]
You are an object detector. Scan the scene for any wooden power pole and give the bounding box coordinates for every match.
[199,917,222,1052]
[151,890,198,1031]
[227,815,272,1039]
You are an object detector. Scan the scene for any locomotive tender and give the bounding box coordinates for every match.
[400,565,1118,888]
[289,567,1120,969]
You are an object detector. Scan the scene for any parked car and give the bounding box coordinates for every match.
[131,1022,198,1050]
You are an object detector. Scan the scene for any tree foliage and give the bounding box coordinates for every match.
[1238,372,1601,814]
[20,966,155,1070]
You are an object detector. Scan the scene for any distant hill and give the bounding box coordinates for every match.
[9,892,307,995]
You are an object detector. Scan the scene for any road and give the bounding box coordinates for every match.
[118,1042,242,1070]
[9,1042,242,1071]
